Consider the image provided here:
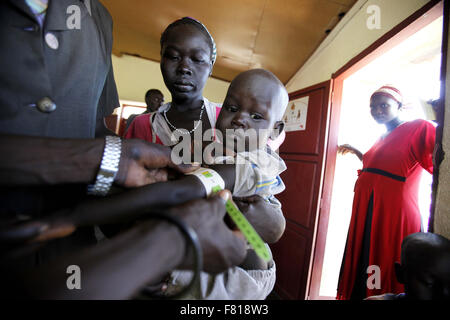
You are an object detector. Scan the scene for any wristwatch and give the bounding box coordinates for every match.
[87,135,122,196]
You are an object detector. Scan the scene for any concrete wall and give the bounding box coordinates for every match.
[434,22,450,239]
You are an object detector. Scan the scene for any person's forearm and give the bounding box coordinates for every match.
[207,164,236,190]
[338,144,363,162]
[46,175,207,229]
[0,135,103,186]
[1,175,209,243]
[354,150,363,161]
[15,219,186,299]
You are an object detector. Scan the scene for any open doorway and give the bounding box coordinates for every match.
[317,14,443,298]
[104,100,147,136]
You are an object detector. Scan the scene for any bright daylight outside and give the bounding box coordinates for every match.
[319,16,443,298]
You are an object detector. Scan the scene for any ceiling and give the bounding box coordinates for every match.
[101,0,357,84]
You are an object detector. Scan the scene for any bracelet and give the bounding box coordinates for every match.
[186,167,225,197]
[87,136,122,196]
[139,211,202,300]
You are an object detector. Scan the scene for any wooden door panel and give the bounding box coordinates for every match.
[271,227,308,299]
[278,160,317,228]
[271,80,331,299]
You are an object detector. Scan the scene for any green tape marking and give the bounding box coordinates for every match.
[202,172,213,178]
[225,199,271,262]
[192,167,271,263]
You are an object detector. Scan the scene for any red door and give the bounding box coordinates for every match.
[271,80,331,300]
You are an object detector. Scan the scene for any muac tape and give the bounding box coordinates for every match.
[188,167,271,262]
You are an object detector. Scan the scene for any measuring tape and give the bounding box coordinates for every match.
[224,198,271,262]
[188,168,271,262]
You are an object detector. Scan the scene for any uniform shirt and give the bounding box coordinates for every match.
[0,0,118,138]
[0,0,119,266]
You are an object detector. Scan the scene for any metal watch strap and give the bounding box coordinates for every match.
[87,136,122,196]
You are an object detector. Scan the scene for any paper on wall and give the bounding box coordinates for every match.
[283,96,309,132]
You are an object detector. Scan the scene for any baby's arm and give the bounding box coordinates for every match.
[146,163,236,208]
[232,196,284,271]
[234,195,285,244]
[239,247,273,270]
[213,155,285,270]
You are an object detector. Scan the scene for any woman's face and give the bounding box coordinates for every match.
[370,94,401,124]
[160,24,212,102]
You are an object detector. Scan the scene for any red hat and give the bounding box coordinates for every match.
[371,85,403,105]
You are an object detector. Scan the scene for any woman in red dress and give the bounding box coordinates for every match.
[336,86,436,300]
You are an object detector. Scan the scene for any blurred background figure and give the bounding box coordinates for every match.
[125,89,164,130]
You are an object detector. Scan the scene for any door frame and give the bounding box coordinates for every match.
[430,0,449,232]
[307,0,444,300]
[274,80,332,300]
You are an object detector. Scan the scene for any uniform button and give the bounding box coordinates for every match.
[45,32,59,50]
[37,97,57,113]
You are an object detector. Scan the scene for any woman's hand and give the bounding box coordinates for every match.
[338,144,363,161]
[171,190,247,274]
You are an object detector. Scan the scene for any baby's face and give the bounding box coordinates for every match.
[216,79,280,152]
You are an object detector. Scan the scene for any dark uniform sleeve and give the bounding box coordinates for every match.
[96,63,119,121]
[93,0,120,135]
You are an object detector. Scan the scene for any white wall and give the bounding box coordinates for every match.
[286,0,430,92]
[435,23,450,239]
[112,54,230,104]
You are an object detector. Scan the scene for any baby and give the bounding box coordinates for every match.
[166,69,289,299]
[213,68,288,199]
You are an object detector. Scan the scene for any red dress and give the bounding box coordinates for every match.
[336,119,435,300]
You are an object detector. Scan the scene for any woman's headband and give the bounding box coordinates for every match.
[371,85,403,105]
[176,17,217,65]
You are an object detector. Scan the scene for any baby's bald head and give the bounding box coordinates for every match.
[228,69,289,121]
[216,69,289,152]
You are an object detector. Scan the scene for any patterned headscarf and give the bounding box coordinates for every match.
[371,85,403,105]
